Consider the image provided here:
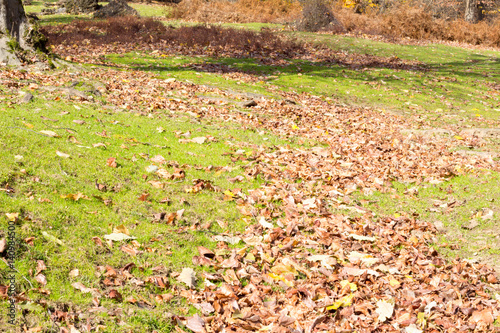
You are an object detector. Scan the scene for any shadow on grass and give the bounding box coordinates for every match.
[97,51,498,116]
[39,15,85,25]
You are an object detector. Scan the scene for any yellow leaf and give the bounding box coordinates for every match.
[291,124,299,130]
[267,273,294,287]
[22,121,34,129]
[60,193,88,201]
[454,135,463,140]
[6,213,19,221]
[409,235,419,245]
[271,263,298,276]
[340,280,357,291]
[326,294,355,310]
[261,252,274,263]
[389,279,400,287]
[223,190,235,198]
[114,224,130,236]
[417,312,427,326]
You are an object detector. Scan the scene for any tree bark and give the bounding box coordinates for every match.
[0,0,30,48]
[0,0,47,65]
[465,0,479,23]
[0,0,30,64]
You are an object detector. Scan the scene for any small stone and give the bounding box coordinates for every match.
[239,100,257,108]
[65,88,89,100]
[21,93,34,103]
[461,219,479,230]
[433,220,445,232]
[93,0,138,18]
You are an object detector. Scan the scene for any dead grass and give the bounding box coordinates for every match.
[41,17,305,59]
[41,16,427,70]
[168,0,302,23]
[334,4,500,47]
[167,0,500,47]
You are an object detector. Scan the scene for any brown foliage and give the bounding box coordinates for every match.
[168,0,500,47]
[41,16,305,58]
[334,5,500,47]
[169,0,302,23]
[41,16,168,45]
[43,16,427,71]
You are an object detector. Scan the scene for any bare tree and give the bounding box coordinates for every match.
[465,0,479,23]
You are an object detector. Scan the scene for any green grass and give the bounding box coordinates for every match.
[4,5,500,329]
[0,91,295,330]
[101,24,500,128]
[354,171,500,271]
[282,31,500,126]
[24,1,167,25]
[24,0,59,14]
[130,2,170,17]
[29,3,500,129]
[104,53,277,98]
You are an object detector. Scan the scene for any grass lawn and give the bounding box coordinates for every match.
[1,5,500,331]
[0,85,298,330]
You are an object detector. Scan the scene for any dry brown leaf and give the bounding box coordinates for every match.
[72,282,96,294]
[191,137,207,144]
[0,238,6,253]
[69,269,79,278]
[36,260,47,275]
[469,309,494,324]
[198,246,215,259]
[106,157,117,168]
[56,151,70,158]
[108,289,123,302]
[35,274,47,286]
[178,268,196,289]
[138,193,150,201]
[186,314,206,333]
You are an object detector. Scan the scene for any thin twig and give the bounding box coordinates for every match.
[41,121,77,132]
[12,268,33,289]
[7,126,52,137]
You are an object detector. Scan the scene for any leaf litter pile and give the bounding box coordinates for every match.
[3,19,500,333]
[41,17,424,70]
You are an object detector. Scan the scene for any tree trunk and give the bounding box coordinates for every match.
[465,0,479,23]
[0,0,47,65]
[0,0,31,64]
